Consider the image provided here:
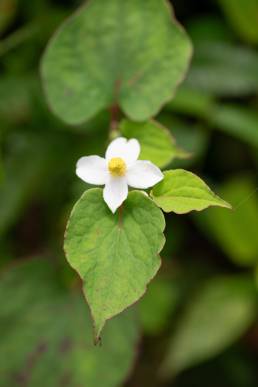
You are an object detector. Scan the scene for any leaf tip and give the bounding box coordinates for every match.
[224,201,232,210]
[93,319,106,344]
[215,196,232,210]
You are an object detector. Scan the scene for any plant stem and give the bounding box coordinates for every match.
[109,78,121,138]
[109,104,120,134]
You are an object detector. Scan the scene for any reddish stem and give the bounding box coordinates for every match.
[109,104,120,133]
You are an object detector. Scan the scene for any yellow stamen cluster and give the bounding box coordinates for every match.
[108,157,126,177]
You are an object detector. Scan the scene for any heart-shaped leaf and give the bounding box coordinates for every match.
[151,169,231,214]
[119,119,189,168]
[41,0,192,125]
[64,188,165,340]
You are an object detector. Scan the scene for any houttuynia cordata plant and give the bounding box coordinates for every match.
[41,0,231,342]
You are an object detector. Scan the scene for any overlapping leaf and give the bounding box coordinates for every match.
[119,119,188,168]
[41,0,192,124]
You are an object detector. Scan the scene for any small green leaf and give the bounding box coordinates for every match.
[64,188,165,340]
[0,258,139,387]
[151,169,231,214]
[119,119,189,168]
[41,0,192,124]
[162,275,257,377]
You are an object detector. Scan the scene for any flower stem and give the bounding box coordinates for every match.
[109,104,120,134]
[109,79,121,139]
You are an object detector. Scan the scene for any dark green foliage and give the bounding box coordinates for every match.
[1,1,258,386]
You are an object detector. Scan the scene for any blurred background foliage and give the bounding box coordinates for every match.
[0,0,258,386]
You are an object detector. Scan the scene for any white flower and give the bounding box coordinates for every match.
[76,137,164,213]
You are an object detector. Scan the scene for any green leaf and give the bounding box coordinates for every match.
[64,188,165,340]
[41,0,192,125]
[119,119,189,168]
[162,275,257,377]
[0,258,139,387]
[211,104,258,148]
[151,169,231,214]
[186,42,258,96]
[218,0,258,44]
[195,176,258,267]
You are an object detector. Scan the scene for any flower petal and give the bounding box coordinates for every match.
[76,156,108,185]
[103,177,128,213]
[126,161,164,189]
[105,137,140,165]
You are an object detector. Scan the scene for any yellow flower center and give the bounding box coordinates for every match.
[108,157,126,177]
